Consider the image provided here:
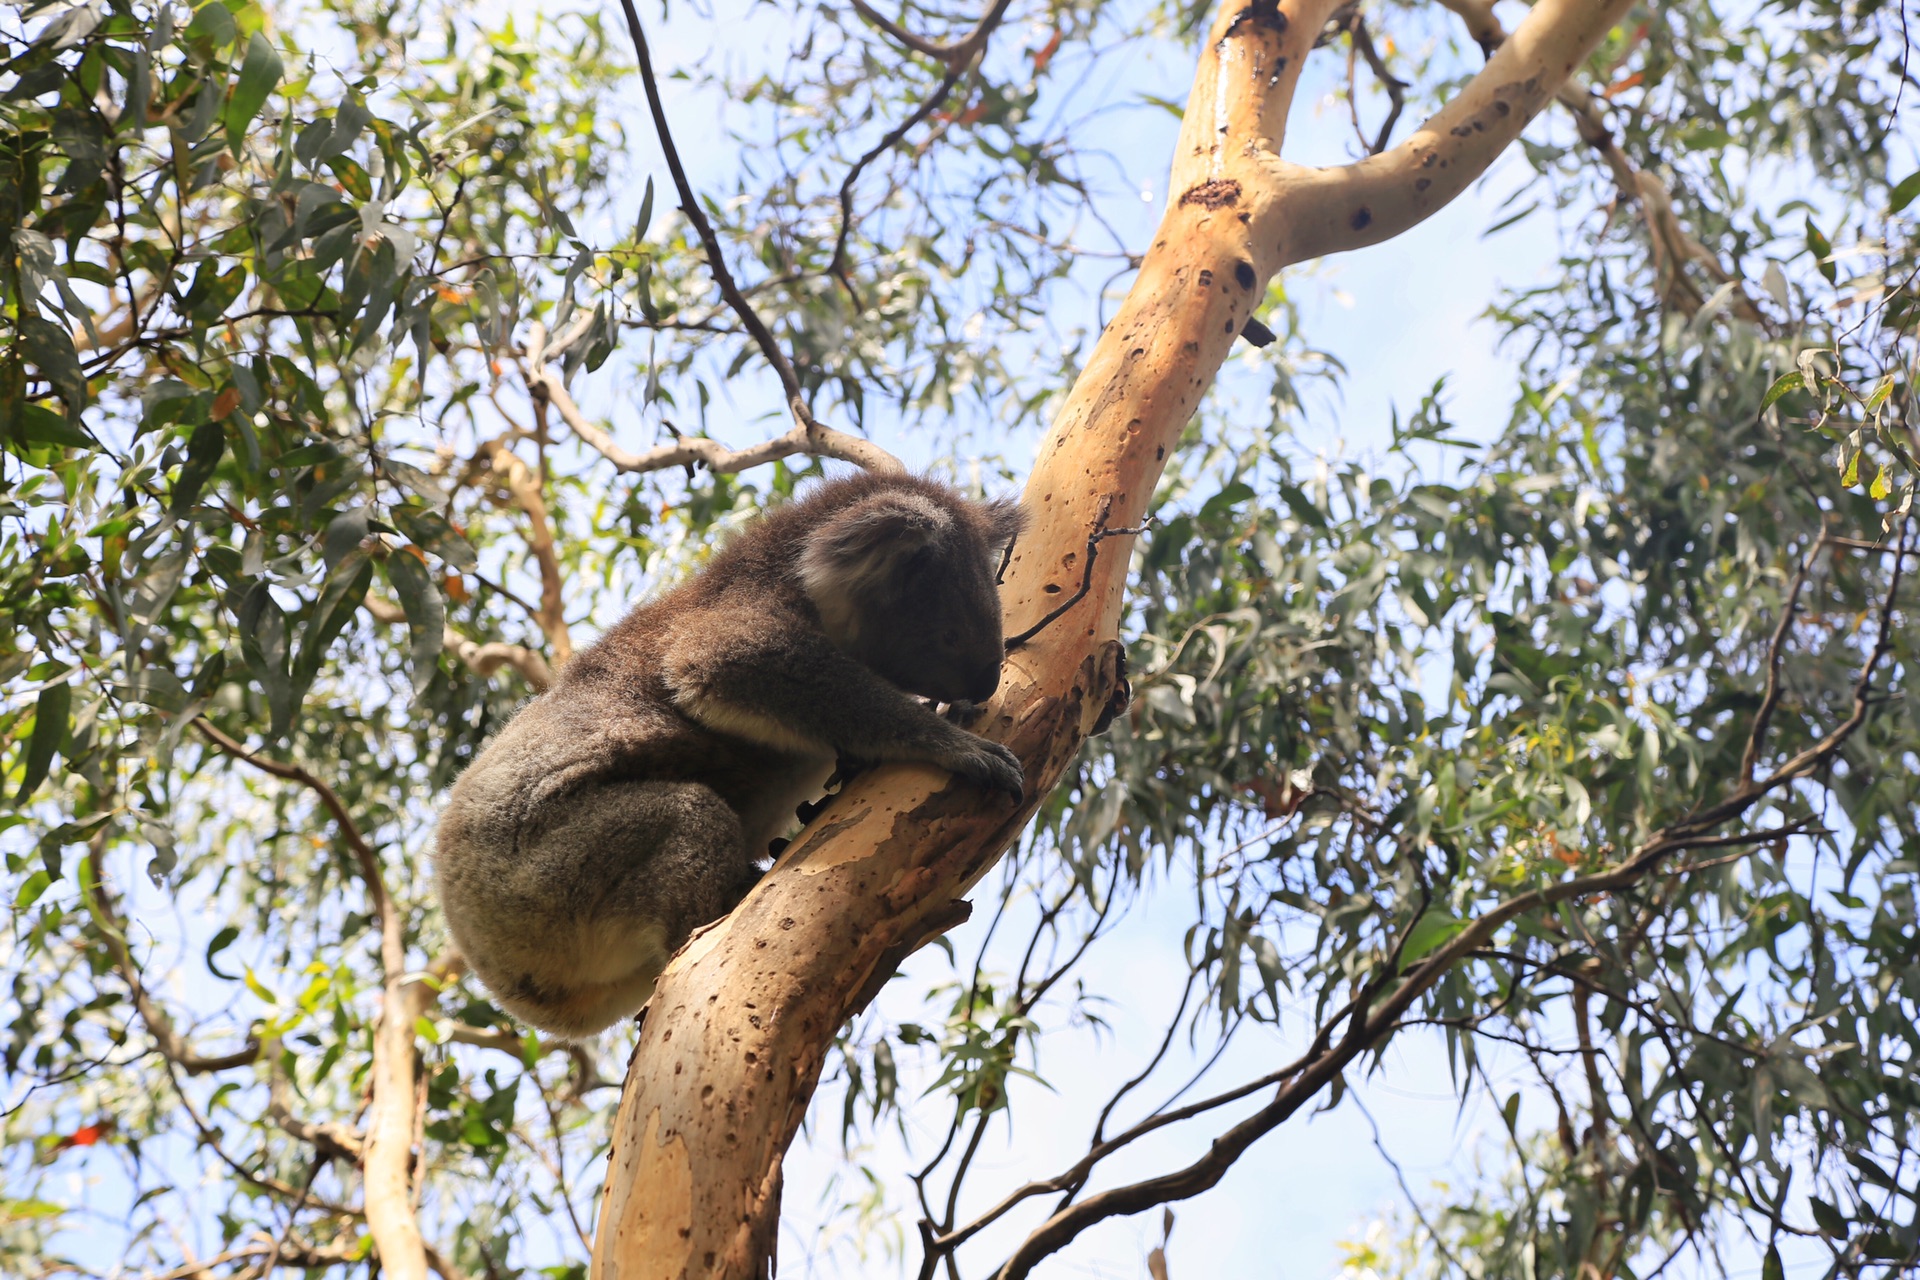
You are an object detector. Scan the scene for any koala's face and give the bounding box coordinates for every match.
[864,533,1008,704]
[799,483,1026,705]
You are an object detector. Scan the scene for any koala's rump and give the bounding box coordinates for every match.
[433,682,827,997]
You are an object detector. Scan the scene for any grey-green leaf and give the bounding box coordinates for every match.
[385,550,444,696]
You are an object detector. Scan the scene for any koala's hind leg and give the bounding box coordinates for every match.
[462,780,755,1039]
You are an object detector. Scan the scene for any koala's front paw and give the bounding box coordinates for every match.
[948,736,1024,801]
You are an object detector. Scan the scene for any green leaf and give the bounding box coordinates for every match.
[16,680,71,803]
[1759,371,1804,412]
[392,507,478,572]
[1806,217,1837,285]
[171,418,226,513]
[1842,450,1860,488]
[17,316,87,417]
[1891,169,1920,213]
[14,870,51,910]
[1761,1243,1784,1280]
[1399,910,1468,966]
[1809,1197,1847,1237]
[1870,464,1892,500]
[224,32,284,154]
[385,549,445,697]
[237,581,296,739]
[13,402,91,448]
[205,925,241,981]
[1865,377,1894,413]
[635,175,654,245]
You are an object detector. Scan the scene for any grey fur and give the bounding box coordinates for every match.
[434,472,1027,1038]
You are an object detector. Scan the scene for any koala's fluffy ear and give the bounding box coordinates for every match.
[982,498,1026,553]
[799,491,949,598]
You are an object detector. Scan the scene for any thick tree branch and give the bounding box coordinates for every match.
[1435,0,1760,319]
[190,719,434,1280]
[590,0,1643,1275]
[1260,0,1640,264]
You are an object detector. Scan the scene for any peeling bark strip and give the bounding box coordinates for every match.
[590,0,1637,1275]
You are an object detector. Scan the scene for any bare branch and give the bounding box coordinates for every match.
[1740,534,1823,780]
[990,533,1911,1277]
[362,597,554,692]
[524,321,902,475]
[615,0,901,461]
[84,836,261,1075]
[830,0,1015,292]
[1347,15,1408,155]
[189,718,436,1280]
[846,0,1008,66]
[1266,0,1641,264]
[192,719,388,925]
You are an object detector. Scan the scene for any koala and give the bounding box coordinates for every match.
[434,472,1026,1038]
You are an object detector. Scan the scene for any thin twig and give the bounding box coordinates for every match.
[1004,509,1152,651]
[525,321,901,475]
[616,0,896,461]
[1741,534,1823,780]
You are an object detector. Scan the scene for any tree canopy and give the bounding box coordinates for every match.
[2,0,1917,1277]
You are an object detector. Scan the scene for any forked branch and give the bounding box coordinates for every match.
[613,0,901,471]
[524,320,901,474]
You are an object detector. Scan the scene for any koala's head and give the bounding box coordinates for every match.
[797,477,1026,704]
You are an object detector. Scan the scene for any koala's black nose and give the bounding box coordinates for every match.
[966,665,1003,704]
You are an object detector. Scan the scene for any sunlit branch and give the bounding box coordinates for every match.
[615,0,901,463]
[479,431,572,666]
[83,836,261,1075]
[524,320,902,474]
[362,597,555,692]
[189,718,437,1280]
[1433,0,1759,319]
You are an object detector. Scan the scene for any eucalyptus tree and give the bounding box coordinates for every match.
[1,0,1915,1278]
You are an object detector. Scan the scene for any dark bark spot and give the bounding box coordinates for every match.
[1179,178,1242,209]
[1495,99,1511,116]
[1234,260,1257,289]
[1223,320,1234,332]
[1421,151,1437,168]
[1350,207,1372,231]
[1156,445,1165,459]
[1198,268,1215,288]
[1225,0,1288,36]
[1415,177,1431,192]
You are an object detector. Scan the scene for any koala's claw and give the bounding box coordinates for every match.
[953,739,1024,801]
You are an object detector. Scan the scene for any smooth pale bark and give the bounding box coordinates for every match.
[591,0,1638,1275]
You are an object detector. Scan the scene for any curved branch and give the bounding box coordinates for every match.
[1262,0,1639,264]
[190,719,433,1280]
[988,526,1911,1278]
[616,0,891,453]
[1433,0,1760,319]
[846,0,1006,66]
[84,836,260,1075]
[524,321,902,475]
[362,598,554,692]
[830,0,1016,294]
